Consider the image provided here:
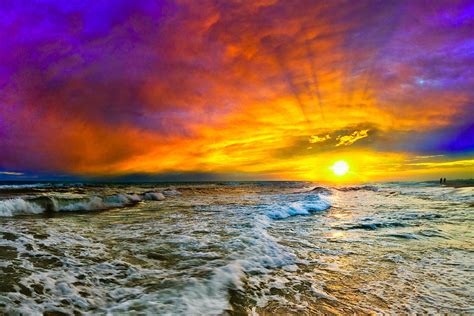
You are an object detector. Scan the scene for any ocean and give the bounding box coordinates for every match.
[0,181,473,314]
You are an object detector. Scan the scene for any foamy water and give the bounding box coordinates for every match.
[0,182,473,314]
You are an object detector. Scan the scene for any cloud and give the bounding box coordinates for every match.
[0,1,473,180]
[0,171,24,176]
[406,159,474,169]
[413,155,445,160]
[336,130,369,147]
[309,134,331,144]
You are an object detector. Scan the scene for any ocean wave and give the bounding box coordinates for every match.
[340,221,408,230]
[143,192,166,201]
[0,198,44,216]
[337,185,379,192]
[267,196,331,220]
[307,186,333,195]
[0,190,175,217]
[162,188,182,196]
[136,262,244,315]
[0,183,84,190]
[385,233,419,239]
[0,183,50,189]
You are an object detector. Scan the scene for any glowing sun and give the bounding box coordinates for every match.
[331,160,349,176]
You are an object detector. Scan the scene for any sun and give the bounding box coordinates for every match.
[330,160,349,176]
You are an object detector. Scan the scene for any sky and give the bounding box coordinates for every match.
[0,0,473,182]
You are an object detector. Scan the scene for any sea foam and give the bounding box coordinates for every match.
[266,195,331,220]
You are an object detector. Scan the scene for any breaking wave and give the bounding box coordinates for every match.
[143,192,166,201]
[0,191,174,217]
[0,198,44,217]
[266,195,331,220]
[337,185,379,192]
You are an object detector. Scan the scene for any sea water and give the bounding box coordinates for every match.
[0,181,473,314]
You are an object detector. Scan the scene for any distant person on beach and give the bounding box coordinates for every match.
[440,178,443,184]
[444,178,447,184]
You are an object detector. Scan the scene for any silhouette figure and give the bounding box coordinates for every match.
[440,178,443,184]
[443,178,447,184]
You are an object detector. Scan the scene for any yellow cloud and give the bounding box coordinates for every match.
[406,159,474,169]
[336,129,369,147]
[413,155,445,160]
[309,134,331,144]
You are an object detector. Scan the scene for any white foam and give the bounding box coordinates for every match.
[0,198,44,216]
[174,262,243,314]
[267,197,331,220]
[144,192,166,201]
[0,183,48,189]
[106,193,141,204]
[60,196,105,212]
[162,188,181,196]
[61,194,141,212]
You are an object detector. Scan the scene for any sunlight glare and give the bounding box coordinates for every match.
[331,160,349,176]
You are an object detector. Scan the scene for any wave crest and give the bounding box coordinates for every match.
[267,196,331,220]
[0,190,175,217]
[0,198,44,216]
[337,185,379,192]
[144,192,166,201]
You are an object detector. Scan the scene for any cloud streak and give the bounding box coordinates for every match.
[0,171,24,176]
